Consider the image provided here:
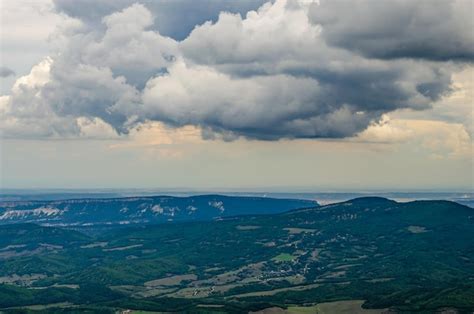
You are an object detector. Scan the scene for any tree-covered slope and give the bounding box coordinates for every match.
[0,197,473,313]
[0,195,316,227]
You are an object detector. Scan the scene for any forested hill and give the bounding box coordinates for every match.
[0,197,473,313]
[0,195,316,227]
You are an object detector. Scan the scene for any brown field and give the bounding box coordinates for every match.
[251,300,387,314]
[103,244,143,251]
[230,283,321,298]
[80,242,108,249]
[144,274,197,287]
[5,302,75,311]
[407,225,428,233]
[283,228,318,234]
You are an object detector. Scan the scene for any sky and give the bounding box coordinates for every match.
[0,0,473,191]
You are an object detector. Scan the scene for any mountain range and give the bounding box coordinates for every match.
[0,195,316,227]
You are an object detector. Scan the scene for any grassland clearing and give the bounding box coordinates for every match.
[230,283,321,298]
[272,253,296,262]
[144,274,197,287]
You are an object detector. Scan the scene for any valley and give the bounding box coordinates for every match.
[0,197,473,313]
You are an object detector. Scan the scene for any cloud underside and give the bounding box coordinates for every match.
[1,0,472,140]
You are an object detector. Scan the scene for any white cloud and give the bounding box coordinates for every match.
[0,0,67,93]
[181,0,321,66]
[77,117,118,138]
[0,58,80,138]
[82,3,179,87]
[357,116,473,159]
[393,66,474,138]
[356,115,413,144]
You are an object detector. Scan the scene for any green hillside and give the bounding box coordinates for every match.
[0,198,473,313]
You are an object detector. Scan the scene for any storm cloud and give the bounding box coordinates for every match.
[309,0,474,61]
[0,0,470,140]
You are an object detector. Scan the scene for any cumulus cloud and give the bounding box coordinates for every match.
[1,0,471,140]
[142,61,378,139]
[360,117,473,159]
[0,58,124,139]
[0,58,79,138]
[50,3,179,89]
[395,66,474,137]
[53,0,270,40]
[309,0,474,61]
[176,0,454,138]
[356,115,413,144]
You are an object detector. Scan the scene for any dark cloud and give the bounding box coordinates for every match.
[175,1,453,139]
[0,0,468,140]
[309,0,474,61]
[0,66,15,77]
[53,0,270,40]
